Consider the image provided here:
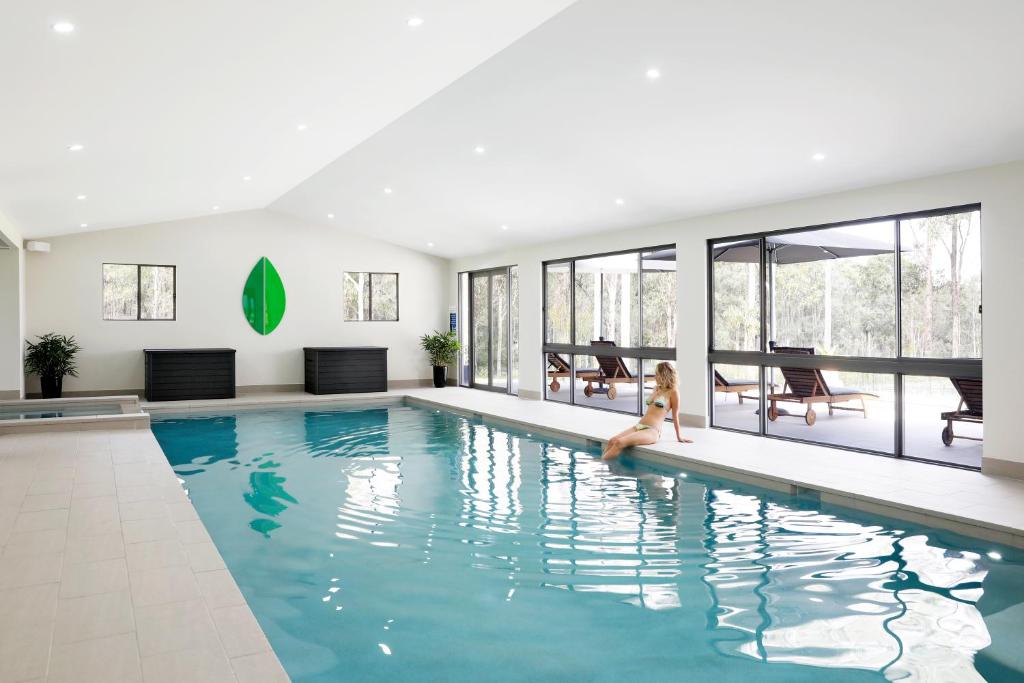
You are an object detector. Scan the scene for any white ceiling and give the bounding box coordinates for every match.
[273,0,1024,256]
[5,1,1024,257]
[0,0,576,239]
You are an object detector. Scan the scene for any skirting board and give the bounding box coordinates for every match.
[0,390,21,400]
[982,457,1024,480]
[27,379,433,399]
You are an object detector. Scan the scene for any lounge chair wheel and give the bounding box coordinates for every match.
[941,426,954,446]
[767,405,778,421]
[583,384,594,398]
[805,408,816,426]
[549,380,560,393]
[607,386,617,400]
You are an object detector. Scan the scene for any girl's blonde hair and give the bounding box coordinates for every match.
[654,362,677,392]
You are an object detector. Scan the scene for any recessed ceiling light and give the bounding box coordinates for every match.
[645,68,661,80]
[426,242,434,248]
[68,143,84,152]
[76,194,87,200]
[52,21,75,34]
[243,175,252,182]
[474,145,486,154]
[500,224,508,231]
[296,123,309,132]
[212,205,221,211]
[79,223,88,228]
[407,17,424,28]
[383,187,393,194]
[812,152,826,161]
[988,551,1003,561]
[327,213,335,219]
[614,198,625,206]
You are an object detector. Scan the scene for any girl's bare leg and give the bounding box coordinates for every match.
[602,427,659,460]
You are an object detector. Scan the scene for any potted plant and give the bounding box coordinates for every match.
[25,333,81,399]
[420,330,461,388]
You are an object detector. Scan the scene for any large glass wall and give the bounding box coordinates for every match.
[543,246,676,416]
[708,205,982,469]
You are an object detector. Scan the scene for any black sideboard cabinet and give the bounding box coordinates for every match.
[144,348,236,402]
[304,347,388,394]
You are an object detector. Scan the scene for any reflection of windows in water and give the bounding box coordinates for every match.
[700,488,990,679]
[538,446,684,610]
[459,423,522,535]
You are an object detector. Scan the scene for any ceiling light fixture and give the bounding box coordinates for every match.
[426,242,434,248]
[296,123,309,132]
[383,187,393,194]
[407,17,424,28]
[500,225,508,231]
[79,223,88,228]
[76,194,87,200]
[243,175,252,182]
[68,143,84,152]
[212,205,221,211]
[52,21,75,34]
[327,213,335,219]
[614,198,625,206]
[812,152,826,161]
[646,68,661,80]
[474,145,486,154]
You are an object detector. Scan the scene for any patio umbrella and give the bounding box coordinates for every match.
[713,230,895,264]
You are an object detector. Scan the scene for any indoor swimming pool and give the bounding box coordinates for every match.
[151,401,1023,682]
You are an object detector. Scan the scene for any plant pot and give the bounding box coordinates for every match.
[40,375,63,399]
[432,366,448,388]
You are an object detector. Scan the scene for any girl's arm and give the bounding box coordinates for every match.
[671,391,689,443]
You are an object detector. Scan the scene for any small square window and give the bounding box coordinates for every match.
[102,264,175,320]
[344,272,398,321]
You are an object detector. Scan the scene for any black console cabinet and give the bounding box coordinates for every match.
[144,349,236,402]
[304,347,388,394]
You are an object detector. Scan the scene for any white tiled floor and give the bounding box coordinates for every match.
[0,428,288,683]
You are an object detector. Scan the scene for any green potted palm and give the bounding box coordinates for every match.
[25,333,81,399]
[420,330,461,388]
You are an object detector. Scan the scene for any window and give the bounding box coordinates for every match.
[344,272,398,321]
[707,205,982,469]
[102,264,175,320]
[543,246,676,416]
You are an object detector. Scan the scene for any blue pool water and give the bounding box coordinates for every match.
[151,402,1024,682]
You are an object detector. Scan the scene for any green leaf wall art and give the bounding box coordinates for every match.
[242,257,286,335]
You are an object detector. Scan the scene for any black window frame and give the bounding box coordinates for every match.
[706,203,983,469]
[542,244,677,417]
[101,263,177,321]
[343,271,400,322]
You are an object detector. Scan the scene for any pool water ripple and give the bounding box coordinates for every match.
[152,403,1023,683]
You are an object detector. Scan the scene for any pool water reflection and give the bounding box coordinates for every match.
[151,403,1022,682]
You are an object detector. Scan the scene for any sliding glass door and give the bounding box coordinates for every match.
[707,204,982,469]
[468,267,517,394]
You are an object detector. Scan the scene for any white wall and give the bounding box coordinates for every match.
[25,209,449,394]
[449,161,1024,473]
[0,211,25,398]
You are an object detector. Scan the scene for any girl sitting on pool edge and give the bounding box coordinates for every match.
[601,361,691,460]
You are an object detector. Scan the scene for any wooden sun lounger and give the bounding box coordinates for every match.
[713,370,759,404]
[546,352,598,393]
[941,377,982,446]
[766,345,878,426]
[581,340,656,400]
